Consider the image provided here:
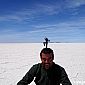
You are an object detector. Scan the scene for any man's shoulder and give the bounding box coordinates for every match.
[33,63,41,67]
[54,63,65,70]
[28,63,41,74]
[32,63,41,70]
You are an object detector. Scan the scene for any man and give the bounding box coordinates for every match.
[17,48,72,85]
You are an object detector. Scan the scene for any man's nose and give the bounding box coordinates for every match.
[45,59,49,63]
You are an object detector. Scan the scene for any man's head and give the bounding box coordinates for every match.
[40,48,54,70]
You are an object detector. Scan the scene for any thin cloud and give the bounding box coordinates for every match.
[65,0,85,8]
[0,15,22,21]
[0,16,85,34]
[28,17,85,34]
[0,1,85,22]
[0,8,38,22]
[0,2,66,22]
[0,18,85,43]
[35,4,61,15]
[30,17,85,34]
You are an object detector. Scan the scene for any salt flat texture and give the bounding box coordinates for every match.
[0,43,85,85]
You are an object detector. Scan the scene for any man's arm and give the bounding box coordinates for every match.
[17,64,38,85]
[60,68,72,85]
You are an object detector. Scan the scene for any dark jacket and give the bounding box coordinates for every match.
[17,63,72,85]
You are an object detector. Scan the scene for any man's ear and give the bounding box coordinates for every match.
[52,54,54,60]
[40,55,42,59]
[50,53,54,60]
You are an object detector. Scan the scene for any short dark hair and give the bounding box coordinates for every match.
[40,48,54,59]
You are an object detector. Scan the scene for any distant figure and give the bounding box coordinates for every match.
[43,37,50,48]
[17,48,72,85]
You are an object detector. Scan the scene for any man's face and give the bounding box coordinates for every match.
[41,53,53,70]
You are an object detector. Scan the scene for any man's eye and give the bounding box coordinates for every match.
[42,58,46,61]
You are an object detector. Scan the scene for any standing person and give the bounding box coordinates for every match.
[17,48,72,85]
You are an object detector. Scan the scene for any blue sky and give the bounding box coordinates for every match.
[0,0,85,43]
